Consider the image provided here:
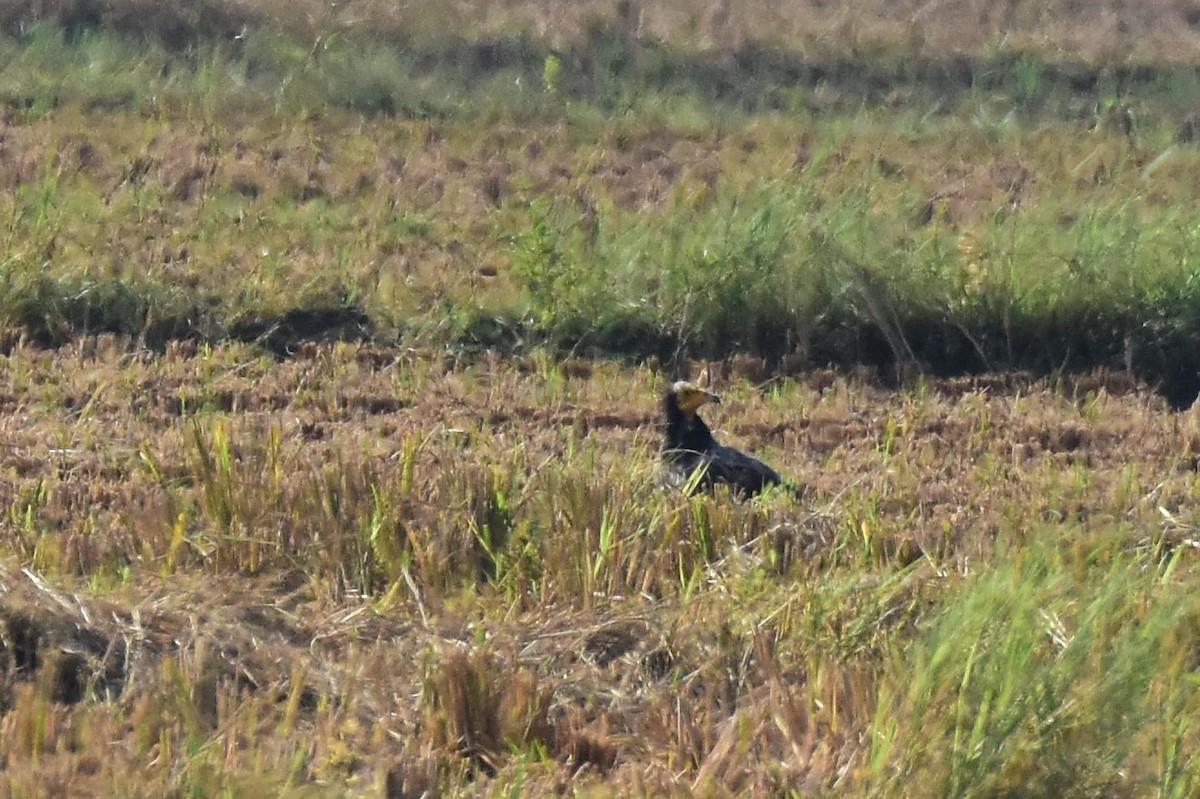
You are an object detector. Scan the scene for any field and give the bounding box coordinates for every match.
[6,1,1200,796]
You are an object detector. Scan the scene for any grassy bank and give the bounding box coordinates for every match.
[3,92,1200,399]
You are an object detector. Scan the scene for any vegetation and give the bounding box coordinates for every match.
[2,1,1200,796]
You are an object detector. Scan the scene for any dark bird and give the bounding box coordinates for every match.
[660,380,797,499]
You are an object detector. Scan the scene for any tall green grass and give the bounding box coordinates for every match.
[868,533,1200,798]
[505,176,1200,394]
[3,13,1200,399]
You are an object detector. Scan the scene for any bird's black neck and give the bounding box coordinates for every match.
[662,392,716,453]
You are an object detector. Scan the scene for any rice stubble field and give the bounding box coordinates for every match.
[3,1,1200,796]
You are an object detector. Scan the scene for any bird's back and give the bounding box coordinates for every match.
[702,444,782,498]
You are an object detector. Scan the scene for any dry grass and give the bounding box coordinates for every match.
[3,2,1200,795]
[1,336,1200,794]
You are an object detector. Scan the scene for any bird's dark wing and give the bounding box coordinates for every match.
[660,448,710,493]
[702,444,783,498]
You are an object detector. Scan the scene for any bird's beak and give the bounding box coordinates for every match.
[705,390,722,405]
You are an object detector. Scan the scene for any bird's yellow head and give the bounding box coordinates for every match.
[670,380,721,416]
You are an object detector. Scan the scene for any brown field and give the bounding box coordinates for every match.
[0,333,1196,796]
[6,1,1200,795]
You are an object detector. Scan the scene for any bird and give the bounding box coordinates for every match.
[659,380,798,499]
